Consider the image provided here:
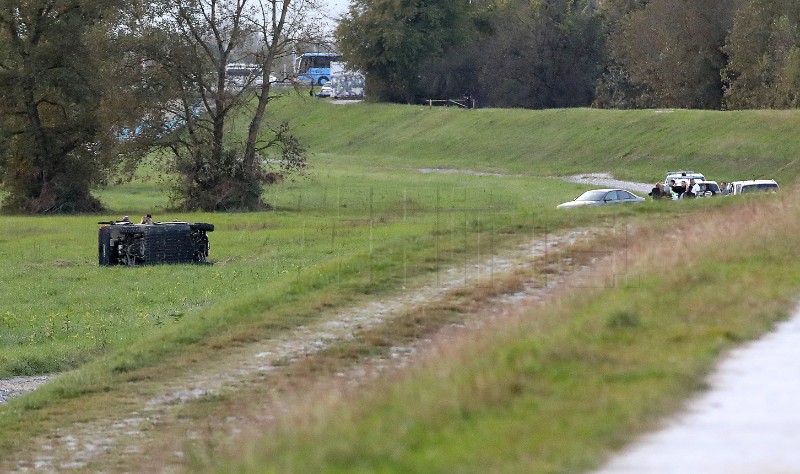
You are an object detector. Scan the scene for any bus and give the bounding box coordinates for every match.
[225,63,263,89]
[295,53,341,85]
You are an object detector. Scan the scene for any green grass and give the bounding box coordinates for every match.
[1,171,602,378]
[261,95,800,185]
[216,193,800,474]
[2,95,800,471]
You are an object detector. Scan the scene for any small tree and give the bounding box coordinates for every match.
[135,0,320,211]
[723,0,800,109]
[0,0,141,213]
[336,0,472,103]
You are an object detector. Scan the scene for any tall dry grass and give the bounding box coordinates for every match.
[200,188,800,473]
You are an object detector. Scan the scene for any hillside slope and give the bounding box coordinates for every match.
[265,96,800,184]
[2,98,799,473]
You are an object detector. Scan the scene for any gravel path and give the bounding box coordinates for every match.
[5,229,604,472]
[416,169,654,194]
[596,306,800,473]
[418,168,512,177]
[0,376,53,404]
[563,172,653,195]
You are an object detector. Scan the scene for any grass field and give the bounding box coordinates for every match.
[217,191,800,473]
[1,94,799,472]
[264,97,800,185]
[0,171,595,378]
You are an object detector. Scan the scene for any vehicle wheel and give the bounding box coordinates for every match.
[190,223,214,231]
[192,233,210,263]
[122,253,137,267]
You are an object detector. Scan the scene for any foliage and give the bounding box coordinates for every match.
[0,0,144,213]
[336,0,472,103]
[474,0,607,108]
[336,0,800,110]
[128,0,315,211]
[167,121,307,211]
[603,0,742,109]
[723,0,800,109]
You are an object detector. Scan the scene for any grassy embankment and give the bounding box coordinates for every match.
[0,94,799,470]
[269,98,800,185]
[216,190,800,474]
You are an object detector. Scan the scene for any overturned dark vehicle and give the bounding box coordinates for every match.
[98,220,214,266]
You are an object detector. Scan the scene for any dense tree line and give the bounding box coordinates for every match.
[2,0,798,214]
[336,0,800,111]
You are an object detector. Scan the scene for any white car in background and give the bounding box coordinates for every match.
[664,170,705,187]
[694,180,722,197]
[557,189,646,209]
[730,179,779,195]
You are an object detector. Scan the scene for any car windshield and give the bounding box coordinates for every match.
[741,183,778,193]
[575,190,610,201]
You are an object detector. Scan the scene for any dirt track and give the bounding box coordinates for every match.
[0,375,53,404]
[0,172,653,472]
[4,228,607,472]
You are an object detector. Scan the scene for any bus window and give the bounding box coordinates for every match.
[295,53,341,85]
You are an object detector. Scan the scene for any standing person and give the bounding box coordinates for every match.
[670,179,686,199]
[684,179,698,198]
[140,214,154,224]
[648,183,667,200]
[692,179,701,196]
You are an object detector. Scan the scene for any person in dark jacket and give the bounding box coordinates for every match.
[670,179,686,198]
[684,179,697,199]
[648,183,668,200]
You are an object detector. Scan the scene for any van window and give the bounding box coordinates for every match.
[741,183,778,194]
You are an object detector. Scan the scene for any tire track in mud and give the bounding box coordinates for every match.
[6,227,624,472]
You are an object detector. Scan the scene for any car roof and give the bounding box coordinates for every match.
[732,179,777,185]
[666,173,704,179]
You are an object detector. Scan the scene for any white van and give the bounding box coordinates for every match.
[664,171,705,187]
[730,179,779,195]
[225,63,263,89]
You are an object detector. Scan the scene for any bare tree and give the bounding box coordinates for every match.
[133,0,325,210]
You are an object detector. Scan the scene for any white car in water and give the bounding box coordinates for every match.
[557,189,646,209]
